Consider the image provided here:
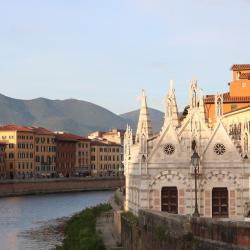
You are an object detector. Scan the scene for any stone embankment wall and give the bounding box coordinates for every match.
[0,177,124,197]
[121,210,250,250]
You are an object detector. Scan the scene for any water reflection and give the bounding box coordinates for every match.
[0,191,113,250]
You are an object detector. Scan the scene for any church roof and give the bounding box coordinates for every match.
[231,64,250,71]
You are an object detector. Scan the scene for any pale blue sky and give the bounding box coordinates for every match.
[0,0,249,114]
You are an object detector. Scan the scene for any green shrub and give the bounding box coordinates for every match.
[56,203,112,250]
[121,211,138,224]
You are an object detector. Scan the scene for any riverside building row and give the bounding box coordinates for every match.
[0,125,123,179]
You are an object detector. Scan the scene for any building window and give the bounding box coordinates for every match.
[163,144,175,155]
[231,103,237,111]
[214,143,226,155]
[241,82,247,88]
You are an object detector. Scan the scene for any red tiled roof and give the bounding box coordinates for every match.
[30,127,54,135]
[55,132,86,142]
[239,73,250,80]
[231,64,250,71]
[0,124,33,132]
[90,139,121,147]
[204,92,250,103]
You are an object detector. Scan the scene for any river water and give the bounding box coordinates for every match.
[0,191,113,250]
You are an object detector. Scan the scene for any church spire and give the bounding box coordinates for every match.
[189,79,198,110]
[135,89,153,143]
[198,89,206,121]
[163,80,179,128]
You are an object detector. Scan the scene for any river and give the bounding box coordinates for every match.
[0,191,113,250]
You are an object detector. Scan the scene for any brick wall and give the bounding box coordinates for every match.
[0,177,124,197]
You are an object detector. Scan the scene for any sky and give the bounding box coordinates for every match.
[0,0,249,114]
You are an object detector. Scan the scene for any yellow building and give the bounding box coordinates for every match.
[0,142,6,179]
[33,127,56,177]
[90,139,122,176]
[0,125,35,179]
[222,106,250,156]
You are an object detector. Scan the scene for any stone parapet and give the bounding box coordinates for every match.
[121,209,250,250]
[0,177,124,197]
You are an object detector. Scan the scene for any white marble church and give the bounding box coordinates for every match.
[124,80,250,219]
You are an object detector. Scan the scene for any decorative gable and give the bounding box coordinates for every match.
[148,122,183,164]
[202,122,242,163]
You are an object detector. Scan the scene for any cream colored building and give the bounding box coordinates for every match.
[90,139,122,176]
[124,81,250,219]
[88,128,125,145]
[222,106,250,157]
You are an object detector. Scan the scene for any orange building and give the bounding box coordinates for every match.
[33,127,56,177]
[204,64,250,126]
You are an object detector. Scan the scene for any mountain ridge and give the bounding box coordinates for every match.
[0,93,164,136]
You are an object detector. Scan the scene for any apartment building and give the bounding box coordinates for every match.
[0,142,6,178]
[55,133,78,177]
[75,138,91,175]
[90,140,122,176]
[0,125,35,178]
[88,128,125,145]
[33,127,56,177]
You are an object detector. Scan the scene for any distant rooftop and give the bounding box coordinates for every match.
[231,64,250,71]
[205,92,250,103]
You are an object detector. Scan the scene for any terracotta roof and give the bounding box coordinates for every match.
[239,73,250,80]
[231,64,250,71]
[90,139,121,147]
[31,127,54,135]
[0,124,34,132]
[204,92,250,103]
[55,132,86,142]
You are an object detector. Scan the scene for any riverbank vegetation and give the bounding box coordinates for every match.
[56,203,112,250]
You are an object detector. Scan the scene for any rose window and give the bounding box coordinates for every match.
[213,143,226,155]
[163,144,175,155]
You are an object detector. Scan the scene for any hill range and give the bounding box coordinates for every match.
[0,93,164,136]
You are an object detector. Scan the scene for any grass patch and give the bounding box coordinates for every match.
[55,203,112,250]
